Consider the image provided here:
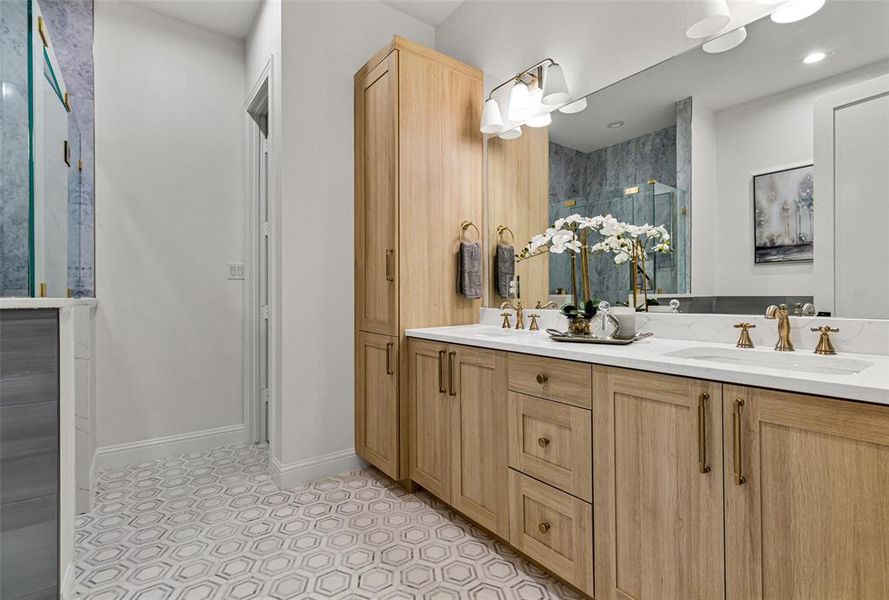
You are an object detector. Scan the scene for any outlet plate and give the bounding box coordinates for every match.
[228,262,245,280]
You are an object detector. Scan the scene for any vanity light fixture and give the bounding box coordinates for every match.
[686,0,732,39]
[803,50,827,64]
[702,26,747,53]
[770,0,825,23]
[479,57,584,136]
[607,120,625,129]
[480,98,504,134]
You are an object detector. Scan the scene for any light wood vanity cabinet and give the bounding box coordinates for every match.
[354,38,483,480]
[355,332,399,479]
[408,340,509,538]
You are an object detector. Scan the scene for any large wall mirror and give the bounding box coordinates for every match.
[485,0,889,319]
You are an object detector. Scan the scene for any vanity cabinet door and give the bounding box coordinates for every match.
[724,386,889,600]
[450,346,509,538]
[355,51,399,336]
[408,339,451,502]
[593,367,724,600]
[356,332,399,479]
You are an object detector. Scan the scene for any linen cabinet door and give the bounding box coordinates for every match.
[355,51,398,336]
[408,339,451,502]
[356,332,399,479]
[724,386,889,600]
[593,367,724,600]
[450,346,509,538]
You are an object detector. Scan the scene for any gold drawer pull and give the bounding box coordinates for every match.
[437,350,446,394]
[448,352,456,397]
[697,392,711,474]
[536,373,549,384]
[733,398,746,485]
[386,343,394,375]
[385,249,395,282]
[538,522,551,534]
[537,437,550,448]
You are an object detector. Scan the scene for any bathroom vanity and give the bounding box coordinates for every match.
[403,324,889,599]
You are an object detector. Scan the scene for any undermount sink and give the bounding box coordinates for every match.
[665,346,873,376]
[472,327,539,338]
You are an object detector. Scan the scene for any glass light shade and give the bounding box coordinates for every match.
[480,98,504,134]
[507,81,532,121]
[770,0,825,23]
[498,127,523,140]
[542,63,570,106]
[686,0,732,39]
[702,26,747,53]
[558,97,588,114]
[526,112,552,128]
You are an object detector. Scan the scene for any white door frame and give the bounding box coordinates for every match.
[243,57,276,446]
[813,74,889,316]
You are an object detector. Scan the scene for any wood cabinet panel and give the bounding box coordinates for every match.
[355,332,398,479]
[593,367,724,600]
[508,391,591,501]
[450,346,509,538]
[408,339,450,501]
[355,52,398,336]
[508,353,591,409]
[724,385,889,600]
[508,469,594,595]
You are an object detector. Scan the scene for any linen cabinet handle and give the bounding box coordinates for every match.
[733,398,746,485]
[386,343,394,375]
[698,392,711,474]
[385,250,395,282]
[437,350,447,394]
[448,352,456,396]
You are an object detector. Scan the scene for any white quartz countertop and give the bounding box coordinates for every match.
[0,297,97,309]
[405,325,889,406]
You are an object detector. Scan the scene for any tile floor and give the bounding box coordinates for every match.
[75,444,584,599]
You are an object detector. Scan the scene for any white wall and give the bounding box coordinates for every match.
[94,2,246,449]
[690,102,719,296]
[273,1,433,482]
[709,62,889,297]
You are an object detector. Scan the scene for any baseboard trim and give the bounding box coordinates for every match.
[270,448,364,490]
[95,424,245,471]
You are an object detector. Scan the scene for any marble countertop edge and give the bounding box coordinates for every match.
[0,297,98,309]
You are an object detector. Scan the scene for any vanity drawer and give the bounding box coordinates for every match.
[508,469,594,596]
[508,354,592,409]
[508,392,591,502]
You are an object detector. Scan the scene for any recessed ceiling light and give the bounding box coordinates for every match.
[607,121,625,129]
[803,51,827,64]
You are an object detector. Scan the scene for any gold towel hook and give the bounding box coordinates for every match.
[460,220,480,243]
[496,225,515,244]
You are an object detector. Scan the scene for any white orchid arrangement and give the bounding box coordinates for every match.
[519,213,672,264]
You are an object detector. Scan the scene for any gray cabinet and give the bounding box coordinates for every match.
[1,310,59,599]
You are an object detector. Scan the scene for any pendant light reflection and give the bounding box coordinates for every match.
[480,98,504,134]
[558,97,588,114]
[702,26,747,53]
[526,113,552,128]
[686,0,732,39]
[498,127,523,140]
[770,0,825,23]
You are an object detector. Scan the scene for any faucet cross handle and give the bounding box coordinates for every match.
[528,313,542,331]
[733,322,756,349]
[500,312,512,329]
[810,326,839,355]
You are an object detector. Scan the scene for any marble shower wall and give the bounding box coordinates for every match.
[41,0,95,297]
[1,0,30,296]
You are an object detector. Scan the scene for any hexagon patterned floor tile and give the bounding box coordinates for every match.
[76,444,583,599]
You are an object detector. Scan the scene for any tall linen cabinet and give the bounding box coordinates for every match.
[354,37,483,481]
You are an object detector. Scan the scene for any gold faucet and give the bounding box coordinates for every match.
[764,304,794,351]
[536,300,558,310]
[500,300,525,329]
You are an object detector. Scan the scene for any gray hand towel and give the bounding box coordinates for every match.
[496,243,515,298]
[458,241,482,299]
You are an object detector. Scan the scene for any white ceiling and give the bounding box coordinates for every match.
[547,0,889,152]
[381,0,465,26]
[124,0,262,39]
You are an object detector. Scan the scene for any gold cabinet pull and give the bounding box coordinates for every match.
[385,249,395,282]
[386,343,394,375]
[448,352,456,396]
[536,373,549,384]
[698,392,711,474]
[732,398,746,485]
[437,350,447,394]
[538,522,551,534]
[537,437,550,448]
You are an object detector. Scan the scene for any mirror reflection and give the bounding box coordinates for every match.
[485,0,889,318]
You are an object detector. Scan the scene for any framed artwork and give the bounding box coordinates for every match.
[753,164,814,263]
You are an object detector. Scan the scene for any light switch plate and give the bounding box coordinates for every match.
[228,262,245,280]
